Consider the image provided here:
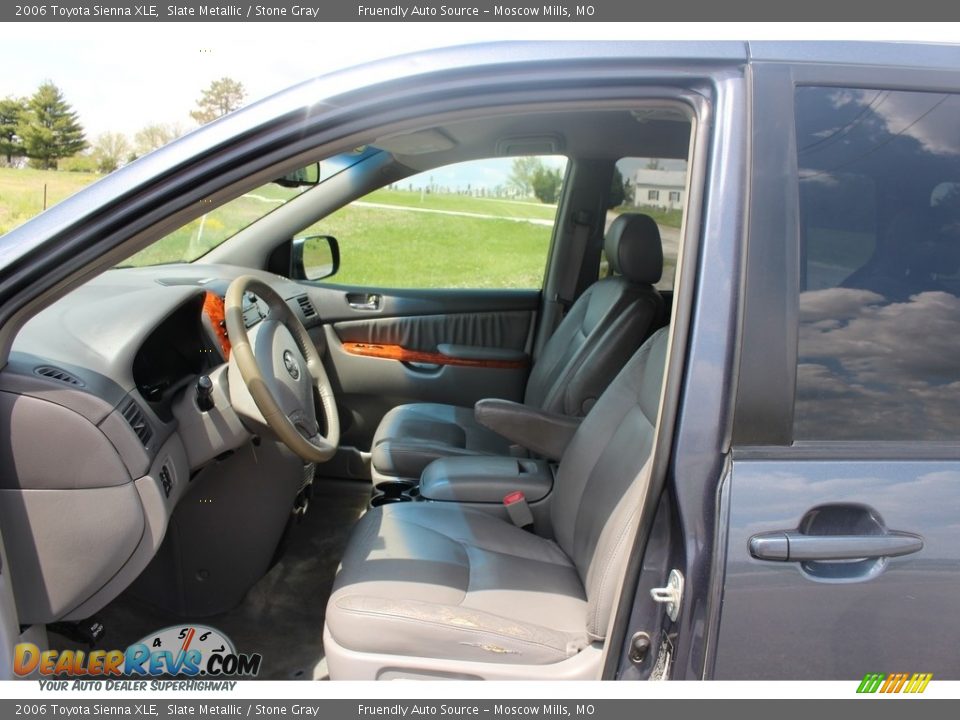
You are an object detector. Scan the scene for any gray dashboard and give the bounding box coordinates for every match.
[0,263,319,625]
[2,264,319,471]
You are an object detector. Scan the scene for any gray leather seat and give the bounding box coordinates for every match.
[370,213,665,485]
[324,327,668,678]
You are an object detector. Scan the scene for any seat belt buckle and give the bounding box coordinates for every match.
[503,491,534,531]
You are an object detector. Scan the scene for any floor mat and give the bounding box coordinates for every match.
[49,478,370,680]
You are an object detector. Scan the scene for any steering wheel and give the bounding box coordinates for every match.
[224,275,339,462]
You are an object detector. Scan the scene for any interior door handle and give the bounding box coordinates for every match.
[345,293,381,311]
[749,530,923,562]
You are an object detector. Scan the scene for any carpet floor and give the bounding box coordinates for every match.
[48,478,370,680]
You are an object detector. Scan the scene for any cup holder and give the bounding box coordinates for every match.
[370,494,408,507]
[376,480,416,495]
[370,480,420,508]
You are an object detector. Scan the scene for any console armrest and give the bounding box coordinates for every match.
[474,398,581,461]
[420,456,553,504]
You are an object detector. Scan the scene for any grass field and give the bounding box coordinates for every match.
[0,167,101,235]
[613,204,683,229]
[362,188,559,221]
[303,205,553,288]
[1,169,680,290]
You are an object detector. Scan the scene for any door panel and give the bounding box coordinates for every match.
[713,458,960,679]
[310,285,538,458]
[308,284,541,324]
[334,309,533,353]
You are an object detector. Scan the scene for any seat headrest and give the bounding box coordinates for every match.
[603,213,663,284]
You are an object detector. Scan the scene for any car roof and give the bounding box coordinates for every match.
[748,41,960,70]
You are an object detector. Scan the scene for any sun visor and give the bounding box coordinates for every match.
[495,134,565,156]
[376,128,457,155]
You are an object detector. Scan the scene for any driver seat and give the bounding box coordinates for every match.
[323,326,669,680]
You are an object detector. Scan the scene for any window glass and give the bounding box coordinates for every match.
[305,156,566,289]
[122,183,308,267]
[794,87,960,440]
[117,149,376,267]
[603,157,687,290]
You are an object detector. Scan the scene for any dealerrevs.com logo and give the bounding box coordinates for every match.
[14,625,262,680]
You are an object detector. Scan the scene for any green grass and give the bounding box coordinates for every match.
[0,167,101,235]
[0,174,606,290]
[613,204,683,229]
[363,188,558,221]
[121,189,302,267]
[302,204,551,288]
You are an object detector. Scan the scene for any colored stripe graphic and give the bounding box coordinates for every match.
[857,672,932,694]
[857,673,885,693]
[905,673,933,694]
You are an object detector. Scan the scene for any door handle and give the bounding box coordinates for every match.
[345,293,381,311]
[749,530,923,562]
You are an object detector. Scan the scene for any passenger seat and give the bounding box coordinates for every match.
[370,212,666,486]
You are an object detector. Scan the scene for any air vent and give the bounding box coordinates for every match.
[121,399,153,447]
[34,366,84,387]
[296,295,317,319]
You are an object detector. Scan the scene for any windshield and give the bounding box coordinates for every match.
[117,147,380,267]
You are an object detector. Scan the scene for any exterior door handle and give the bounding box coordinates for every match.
[749,530,923,562]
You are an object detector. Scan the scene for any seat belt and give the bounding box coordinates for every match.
[533,209,594,362]
[553,209,593,316]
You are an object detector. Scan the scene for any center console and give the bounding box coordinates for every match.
[417,455,554,528]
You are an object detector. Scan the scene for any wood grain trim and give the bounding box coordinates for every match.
[202,292,231,359]
[341,342,528,370]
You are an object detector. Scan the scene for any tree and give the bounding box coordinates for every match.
[0,97,26,166]
[93,132,131,173]
[190,78,246,125]
[508,156,544,197]
[133,122,184,157]
[608,166,626,208]
[18,81,86,170]
[531,165,563,204]
[59,153,99,173]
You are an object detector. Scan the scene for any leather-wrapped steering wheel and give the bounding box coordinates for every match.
[224,275,339,462]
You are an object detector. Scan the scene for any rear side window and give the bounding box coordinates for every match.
[794,87,960,441]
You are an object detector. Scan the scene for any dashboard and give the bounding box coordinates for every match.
[0,263,321,626]
[133,293,220,421]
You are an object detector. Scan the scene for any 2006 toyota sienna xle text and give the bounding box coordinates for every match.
[0,41,958,681]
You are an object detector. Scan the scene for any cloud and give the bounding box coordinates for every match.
[728,465,960,552]
[796,288,960,440]
[870,90,960,157]
[822,87,960,158]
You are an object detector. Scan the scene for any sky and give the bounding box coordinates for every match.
[2,23,958,142]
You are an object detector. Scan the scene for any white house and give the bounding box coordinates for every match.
[633,168,686,211]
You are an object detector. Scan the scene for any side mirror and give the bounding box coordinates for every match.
[273,162,320,188]
[292,235,339,281]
